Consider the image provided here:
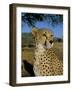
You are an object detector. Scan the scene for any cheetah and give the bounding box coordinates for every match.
[32,28,63,76]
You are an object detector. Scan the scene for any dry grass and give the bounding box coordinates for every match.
[22,47,34,65]
[53,42,63,62]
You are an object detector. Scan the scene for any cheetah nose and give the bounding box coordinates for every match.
[49,40,53,44]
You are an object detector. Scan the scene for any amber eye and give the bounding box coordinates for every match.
[43,32,46,36]
[51,35,53,37]
[43,34,46,36]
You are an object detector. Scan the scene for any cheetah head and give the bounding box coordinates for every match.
[32,28,54,49]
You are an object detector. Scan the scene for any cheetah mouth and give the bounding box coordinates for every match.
[43,41,53,49]
[43,44,53,49]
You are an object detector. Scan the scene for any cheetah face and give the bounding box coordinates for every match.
[32,28,54,49]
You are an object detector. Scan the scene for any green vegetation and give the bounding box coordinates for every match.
[22,13,63,27]
[22,33,35,47]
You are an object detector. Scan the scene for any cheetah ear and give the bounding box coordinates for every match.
[32,28,38,37]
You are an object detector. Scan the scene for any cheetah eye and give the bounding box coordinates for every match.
[43,32,46,36]
[51,35,53,37]
[43,34,46,36]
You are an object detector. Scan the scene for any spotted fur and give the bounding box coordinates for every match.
[32,28,63,76]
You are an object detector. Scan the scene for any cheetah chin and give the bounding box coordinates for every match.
[43,42,54,49]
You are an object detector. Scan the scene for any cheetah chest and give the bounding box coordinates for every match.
[33,49,54,76]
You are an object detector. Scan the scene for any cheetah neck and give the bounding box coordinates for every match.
[34,44,46,66]
[35,44,45,54]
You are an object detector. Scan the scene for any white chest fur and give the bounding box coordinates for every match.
[33,44,45,76]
